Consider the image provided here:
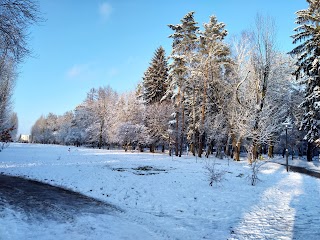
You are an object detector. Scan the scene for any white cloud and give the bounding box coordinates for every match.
[66,64,89,78]
[107,67,119,77]
[66,63,119,82]
[99,2,113,20]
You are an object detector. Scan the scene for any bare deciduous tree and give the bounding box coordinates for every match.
[0,0,41,62]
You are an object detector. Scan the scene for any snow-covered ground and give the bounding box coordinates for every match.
[1,143,320,239]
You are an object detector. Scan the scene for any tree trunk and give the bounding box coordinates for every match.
[190,142,195,156]
[191,85,199,157]
[205,141,212,158]
[179,93,185,158]
[179,117,184,157]
[198,133,204,158]
[175,111,179,156]
[234,138,241,161]
[150,144,155,153]
[215,146,223,159]
[199,66,208,158]
[298,147,303,157]
[225,134,232,157]
[249,143,258,163]
[263,144,267,154]
[168,136,171,156]
[99,124,103,149]
[139,144,144,152]
[268,144,274,158]
[259,145,262,157]
[307,142,313,161]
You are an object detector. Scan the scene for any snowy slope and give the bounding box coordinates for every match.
[0,143,320,239]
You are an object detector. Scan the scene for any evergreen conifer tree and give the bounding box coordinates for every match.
[196,15,232,157]
[167,11,199,157]
[142,46,168,105]
[289,0,320,161]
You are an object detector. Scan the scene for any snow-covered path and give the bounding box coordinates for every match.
[230,172,320,239]
[1,143,320,239]
[0,174,158,240]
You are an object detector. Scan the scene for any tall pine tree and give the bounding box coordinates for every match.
[167,11,199,157]
[197,15,232,157]
[142,46,168,105]
[289,0,320,161]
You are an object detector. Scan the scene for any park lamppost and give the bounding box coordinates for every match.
[283,121,292,172]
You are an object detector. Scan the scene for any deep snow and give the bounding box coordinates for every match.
[0,143,320,239]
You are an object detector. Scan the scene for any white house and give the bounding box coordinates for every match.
[19,134,31,143]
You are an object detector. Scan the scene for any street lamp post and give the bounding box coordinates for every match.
[283,120,292,172]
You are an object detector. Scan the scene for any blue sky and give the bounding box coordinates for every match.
[14,0,307,135]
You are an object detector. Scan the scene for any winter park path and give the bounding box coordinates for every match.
[277,163,320,178]
[229,162,320,240]
[0,174,119,222]
[0,174,157,239]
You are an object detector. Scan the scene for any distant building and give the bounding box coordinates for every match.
[19,134,31,143]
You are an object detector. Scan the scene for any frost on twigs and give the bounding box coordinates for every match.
[0,127,15,152]
[204,160,226,187]
[0,142,9,152]
[247,160,267,186]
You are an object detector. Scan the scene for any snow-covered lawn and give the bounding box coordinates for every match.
[1,143,320,239]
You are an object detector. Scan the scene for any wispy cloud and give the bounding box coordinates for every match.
[99,2,113,21]
[107,67,119,77]
[66,63,119,82]
[66,64,90,79]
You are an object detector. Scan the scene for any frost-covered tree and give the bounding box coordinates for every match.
[116,122,150,152]
[142,46,173,152]
[31,115,54,144]
[165,56,187,156]
[145,102,174,152]
[0,0,40,62]
[8,112,18,140]
[73,86,117,148]
[55,111,74,145]
[68,106,87,146]
[46,112,58,143]
[227,32,253,160]
[264,53,295,157]
[289,0,320,161]
[167,11,199,157]
[0,111,17,150]
[0,57,16,137]
[196,15,232,157]
[230,16,295,162]
[112,91,151,151]
[233,15,280,162]
[247,15,277,161]
[0,0,40,147]
[75,89,99,146]
[143,46,168,105]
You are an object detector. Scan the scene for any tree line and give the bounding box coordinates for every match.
[31,1,320,161]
